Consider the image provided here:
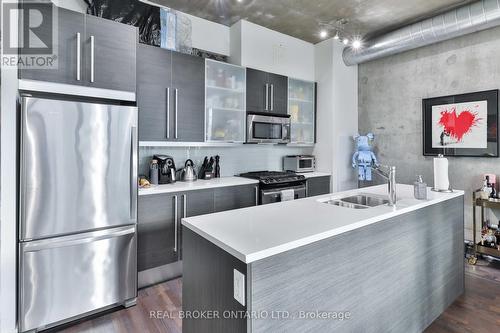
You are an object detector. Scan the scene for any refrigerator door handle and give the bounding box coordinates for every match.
[20,98,29,239]
[130,126,138,221]
[21,225,136,252]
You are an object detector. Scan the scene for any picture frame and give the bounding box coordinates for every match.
[423,90,499,157]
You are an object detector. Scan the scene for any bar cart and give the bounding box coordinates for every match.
[469,190,500,265]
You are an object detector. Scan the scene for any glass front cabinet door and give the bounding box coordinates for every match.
[205,60,246,143]
[288,78,316,144]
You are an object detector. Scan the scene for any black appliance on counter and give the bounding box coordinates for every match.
[153,155,176,184]
[239,171,307,205]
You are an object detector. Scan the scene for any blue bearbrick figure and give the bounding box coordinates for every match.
[352,133,379,181]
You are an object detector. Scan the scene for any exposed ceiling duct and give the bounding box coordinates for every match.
[343,0,500,66]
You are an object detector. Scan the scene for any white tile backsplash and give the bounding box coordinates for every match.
[139,145,314,177]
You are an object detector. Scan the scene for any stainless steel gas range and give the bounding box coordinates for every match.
[239,171,307,205]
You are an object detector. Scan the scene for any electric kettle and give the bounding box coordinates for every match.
[180,159,197,182]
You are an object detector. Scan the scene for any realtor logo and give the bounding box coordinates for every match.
[2,0,58,69]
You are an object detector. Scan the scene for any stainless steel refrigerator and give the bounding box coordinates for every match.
[19,95,138,332]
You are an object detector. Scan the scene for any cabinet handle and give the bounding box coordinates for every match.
[174,195,178,253]
[255,186,259,206]
[265,84,269,111]
[90,35,95,83]
[270,84,274,111]
[174,89,178,139]
[166,88,170,139]
[76,33,81,81]
[183,194,187,217]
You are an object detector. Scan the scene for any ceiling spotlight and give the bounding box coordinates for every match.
[352,39,362,49]
[320,30,328,39]
[333,31,340,40]
[343,38,349,45]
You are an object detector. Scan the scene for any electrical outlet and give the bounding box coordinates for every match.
[233,269,245,306]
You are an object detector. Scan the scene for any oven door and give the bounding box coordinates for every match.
[247,114,291,144]
[260,184,307,205]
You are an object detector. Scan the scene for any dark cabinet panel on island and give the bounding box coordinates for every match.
[307,176,331,197]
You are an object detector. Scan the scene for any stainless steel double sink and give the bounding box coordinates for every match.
[324,194,390,209]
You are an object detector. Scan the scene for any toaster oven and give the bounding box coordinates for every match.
[283,155,316,173]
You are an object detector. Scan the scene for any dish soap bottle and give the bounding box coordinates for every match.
[414,175,427,200]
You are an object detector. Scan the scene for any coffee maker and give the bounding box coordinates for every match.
[153,155,177,184]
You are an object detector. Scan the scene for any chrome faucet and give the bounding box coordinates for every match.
[372,164,397,206]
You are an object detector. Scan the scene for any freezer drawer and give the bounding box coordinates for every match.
[19,225,137,332]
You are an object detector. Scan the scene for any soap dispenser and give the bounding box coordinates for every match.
[414,175,427,200]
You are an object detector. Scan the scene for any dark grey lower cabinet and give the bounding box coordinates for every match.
[138,184,257,285]
[214,185,259,212]
[179,189,215,259]
[137,193,179,272]
[307,176,331,197]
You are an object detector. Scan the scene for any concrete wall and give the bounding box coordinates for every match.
[314,39,358,192]
[358,25,500,240]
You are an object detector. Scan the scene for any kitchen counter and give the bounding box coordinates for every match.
[297,171,331,178]
[182,184,463,263]
[138,177,259,196]
[139,172,331,196]
[182,184,465,333]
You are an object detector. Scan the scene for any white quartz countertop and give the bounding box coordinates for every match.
[182,184,464,263]
[139,172,332,196]
[297,171,331,178]
[139,177,259,196]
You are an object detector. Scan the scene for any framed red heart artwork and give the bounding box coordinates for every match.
[423,90,499,157]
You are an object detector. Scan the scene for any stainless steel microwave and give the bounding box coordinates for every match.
[247,113,291,144]
[283,155,316,173]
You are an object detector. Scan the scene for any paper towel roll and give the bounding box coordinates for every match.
[433,156,450,191]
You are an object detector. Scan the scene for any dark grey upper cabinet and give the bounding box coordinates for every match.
[84,15,137,92]
[307,176,331,197]
[246,68,288,115]
[171,52,205,142]
[214,185,258,212]
[268,73,288,114]
[137,47,205,142]
[19,8,84,86]
[138,193,179,272]
[137,44,172,141]
[246,68,268,113]
[19,8,137,92]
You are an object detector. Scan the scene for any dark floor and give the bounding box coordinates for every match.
[57,259,500,333]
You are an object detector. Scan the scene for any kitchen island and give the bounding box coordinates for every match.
[182,184,464,333]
